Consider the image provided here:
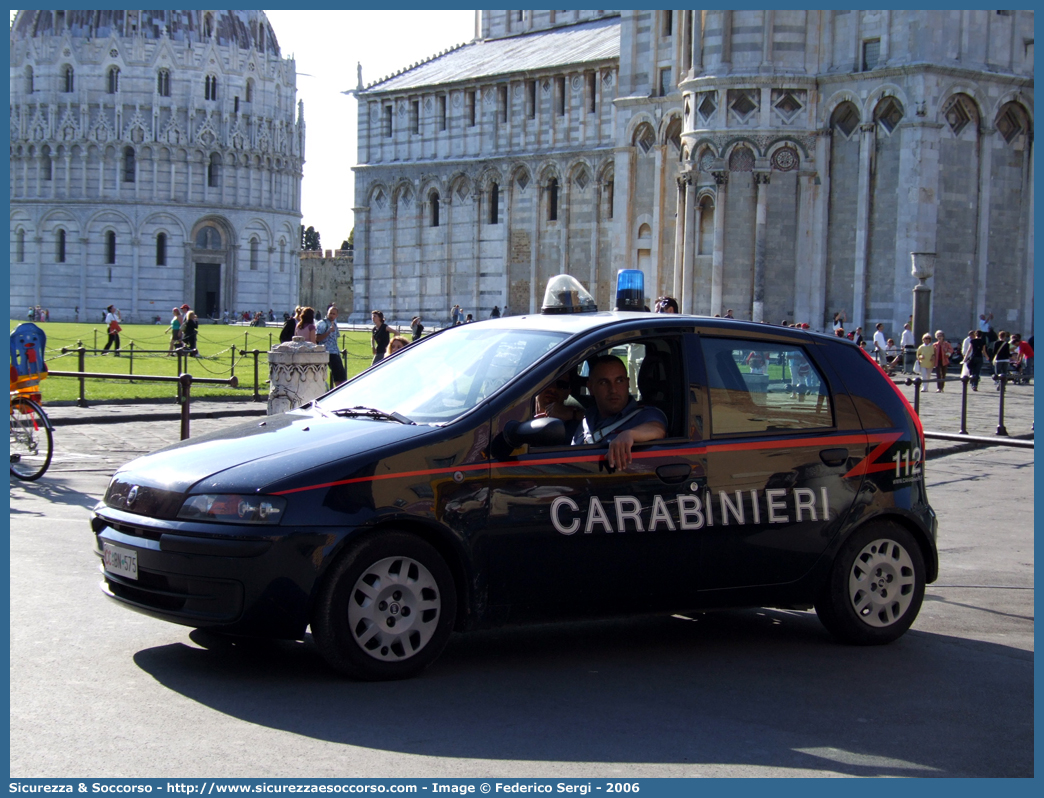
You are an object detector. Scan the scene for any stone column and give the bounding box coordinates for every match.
[793,173,818,326]
[710,169,728,315]
[529,185,541,312]
[851,121,875,330]
[721,10,733,71]
[267,338,329,415]
[590,181,601,298]
[752,171,770,322]
[681,177,697,313]
[33,236,43,307]
[79,237,89,318]
[649,146,663,298]
[810,129,832,330]
[672,176,686,300]
[130,237,140,320]
[974,127,995,324]
[1023,134,1034,335]
[267,246,276,312]
[561,176,570,275]
[691,10,703,75]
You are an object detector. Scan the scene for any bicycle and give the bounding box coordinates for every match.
[10,390,53,481]
[10,321,53,481]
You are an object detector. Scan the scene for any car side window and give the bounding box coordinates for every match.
[701,337,833,436]
[565,336,684,439]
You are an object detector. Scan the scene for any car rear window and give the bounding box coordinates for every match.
[700,336,833,436]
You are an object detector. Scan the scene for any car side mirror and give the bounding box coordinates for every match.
[501,417,568,450]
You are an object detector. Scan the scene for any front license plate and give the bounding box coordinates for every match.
[103,543,138,581]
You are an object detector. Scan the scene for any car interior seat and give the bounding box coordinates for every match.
[637,347,675,433]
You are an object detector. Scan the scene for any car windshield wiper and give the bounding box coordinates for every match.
[332,406,414,425]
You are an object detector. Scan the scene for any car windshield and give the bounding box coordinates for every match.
[316,326,568,424]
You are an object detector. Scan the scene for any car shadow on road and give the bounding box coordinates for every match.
[10,477,99,513]
[131,609,1032,777]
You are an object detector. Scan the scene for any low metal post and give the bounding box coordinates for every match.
[912,376,921,415]
[997,374,1009,436]
[959,375,969,435]
[245,331,249,351]
[230,346,236,379]
[180,373,193,440]
[77,342,87,407]
[128,341,135,382]
[175,349,184,403]
[94,329,98,350]
[269,332,273,350]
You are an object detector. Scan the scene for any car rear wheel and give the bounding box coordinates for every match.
[312,532,456,680]
[815,522,925,645]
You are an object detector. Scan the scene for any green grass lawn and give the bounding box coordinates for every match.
[11,320,377,403]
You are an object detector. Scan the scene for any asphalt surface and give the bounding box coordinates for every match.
[9,383,1035,778]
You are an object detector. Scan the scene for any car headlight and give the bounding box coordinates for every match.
[177,494,287,525]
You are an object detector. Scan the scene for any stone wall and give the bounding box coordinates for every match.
[298,250,354,318]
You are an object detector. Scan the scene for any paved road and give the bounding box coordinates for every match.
[9,402,1034,778]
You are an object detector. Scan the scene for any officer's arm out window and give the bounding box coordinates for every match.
[701,337,832,436]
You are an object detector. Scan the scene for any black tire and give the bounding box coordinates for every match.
[312,532,457,680]
[815,521,925,645]
[10,398,53,481]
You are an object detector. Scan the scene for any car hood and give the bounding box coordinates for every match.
[110,409,441,495]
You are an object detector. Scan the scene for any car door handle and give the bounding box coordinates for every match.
[656,463,692,483]
[820,448,849,467]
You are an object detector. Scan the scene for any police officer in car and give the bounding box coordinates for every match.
[573,355,667,469]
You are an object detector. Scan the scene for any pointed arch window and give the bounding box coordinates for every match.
[489,182,500,224]
[250,238,259,270]
[16,230,26,263]
[107,66,120,94]
[25,66,33,94]
[56,229,66,263]
[156,233,167,266]
[204,13,214,38]
[208,153,220,188]
[548,178,559,222]
[106,231,117,264]
[123,147,136,183]
[63,66,75,93]
[430,191,441,227]
[157,69,170,97]
[43,154,53,181]
[246,79,254,103]
[205,75,218,101]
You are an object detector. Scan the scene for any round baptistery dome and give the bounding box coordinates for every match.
[10,9,304,323]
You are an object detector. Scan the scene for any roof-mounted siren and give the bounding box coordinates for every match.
[614,269,645,311]
[541,274,598,314]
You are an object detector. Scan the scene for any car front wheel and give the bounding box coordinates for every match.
[312,532,457,680]
[815,522,925,645]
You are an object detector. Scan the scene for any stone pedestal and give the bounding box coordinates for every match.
[267,337,330,415]
[910,252,936,344]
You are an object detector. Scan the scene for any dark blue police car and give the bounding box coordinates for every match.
[93,274,938,680]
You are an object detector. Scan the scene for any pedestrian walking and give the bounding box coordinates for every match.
[932,331,953,392]
[181,311,199,356]
[962,330,987,391]
[992,331,1011,388]
[371,310,390,365]
[873,323,888,365]
[102,305,122,355]
[900,322,915,373]
[915,334,935,392]
[280,307,301,343]
[316,305,347,387]
[490,305,501,318]
[410,316,424,342]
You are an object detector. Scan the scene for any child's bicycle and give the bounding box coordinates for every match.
[10,322,53,481]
